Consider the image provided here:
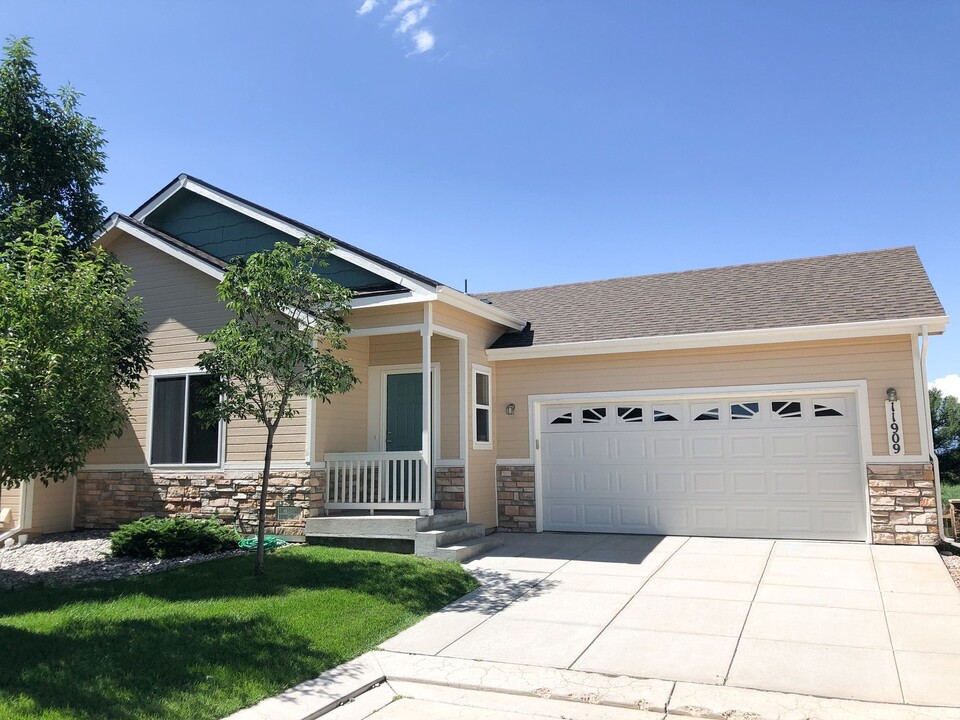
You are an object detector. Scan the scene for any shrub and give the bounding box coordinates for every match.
[111,517,241,559]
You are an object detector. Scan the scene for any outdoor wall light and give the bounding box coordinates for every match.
[506,403,516,416]
[886,387,898,402]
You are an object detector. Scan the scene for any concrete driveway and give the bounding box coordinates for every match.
[382,533,960,708]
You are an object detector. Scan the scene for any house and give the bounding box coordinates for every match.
[1,174,949,554]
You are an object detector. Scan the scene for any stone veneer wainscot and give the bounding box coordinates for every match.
[497,465,536,532]
[434,466,466,511]
[867,463,940,545]
[75,470,325,536]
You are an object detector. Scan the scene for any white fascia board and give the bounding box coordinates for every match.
[486,316,951,361]
[351,291,435,309]
[436,286,526,330]
[131,174,189,221]
[98,217,225,282]
[137,177,436,298]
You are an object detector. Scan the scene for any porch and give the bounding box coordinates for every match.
[306,305,500,557]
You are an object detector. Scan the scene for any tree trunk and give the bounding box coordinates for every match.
[255,424,276,576]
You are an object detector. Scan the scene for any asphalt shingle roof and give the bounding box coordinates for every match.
[478,247,946,349]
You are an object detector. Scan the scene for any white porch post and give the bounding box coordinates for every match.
[421,304,433,514]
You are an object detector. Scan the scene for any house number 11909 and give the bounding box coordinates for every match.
[886,399,903,455]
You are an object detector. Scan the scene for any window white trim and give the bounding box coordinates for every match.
[146,367,224,468]
[472,364,493,450]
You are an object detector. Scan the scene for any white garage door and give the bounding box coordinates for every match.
[539,392,867,541]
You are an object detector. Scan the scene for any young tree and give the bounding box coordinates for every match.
[931,388,960,484]
[198,236,357,575]
[0,220,150,489]
[0,36,108,250]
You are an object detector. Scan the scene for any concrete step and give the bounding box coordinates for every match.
[304,510,465,540]
[414,522,485,556]
[423,534,504,562]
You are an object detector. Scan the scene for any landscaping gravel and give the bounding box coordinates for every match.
[943,553,960,590]
[0,530,243,591]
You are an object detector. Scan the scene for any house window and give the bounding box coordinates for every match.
[150,373,219,465]
[473,366,492,447]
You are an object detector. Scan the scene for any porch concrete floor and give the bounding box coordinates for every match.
[381,532,960,708]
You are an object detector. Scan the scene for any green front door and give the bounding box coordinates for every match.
[385,373,423,451]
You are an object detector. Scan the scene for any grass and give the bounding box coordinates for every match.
[942,481,960,507]
[0,545,478,720]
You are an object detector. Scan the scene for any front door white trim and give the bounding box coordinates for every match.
[529,380,873,537]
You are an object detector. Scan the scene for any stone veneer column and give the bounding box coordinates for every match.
[434,466,466,510]
[867,463,940,545]
[75,469,326,536]
[497,465,536,532]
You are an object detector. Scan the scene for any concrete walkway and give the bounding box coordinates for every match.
[382,533,960,707]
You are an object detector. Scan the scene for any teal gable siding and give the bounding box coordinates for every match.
[143,190,397,293]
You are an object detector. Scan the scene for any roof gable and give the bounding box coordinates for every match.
[142,189,398,295]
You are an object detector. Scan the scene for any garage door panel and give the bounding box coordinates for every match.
[619,504,654,530]
[690,435,724,458]
[652,435,684,459]
[729,435,765,458]
[540,392,867,541]
[813,430,859,458]
[583,504,615,528]
[542,434,581,461]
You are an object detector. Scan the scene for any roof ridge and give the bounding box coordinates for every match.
[474,246,919,297]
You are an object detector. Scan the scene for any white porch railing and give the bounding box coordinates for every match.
[324,451,428,512]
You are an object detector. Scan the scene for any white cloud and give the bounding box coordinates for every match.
[411,29,435,53]
[397,5,429,33]
[388,0,423,17]
[931,374,960,399]
[358,0,437,54]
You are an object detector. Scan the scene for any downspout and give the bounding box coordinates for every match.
[919,324,953,545]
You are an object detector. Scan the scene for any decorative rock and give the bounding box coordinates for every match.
[0,530,243,591]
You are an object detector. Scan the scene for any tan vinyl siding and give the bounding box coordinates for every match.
[433,335,461,460]
[350,303,424,331]
[30,478,75,533]
[433,302,509,529]
[86,232,306,467]
[314,337,370,454]
[0,486,20,528]
[493,335,921,460]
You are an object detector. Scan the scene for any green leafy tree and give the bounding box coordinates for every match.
[198,236,357,575]
[931,387,960,484]
[0,220,151,489]
[0,36,107,250]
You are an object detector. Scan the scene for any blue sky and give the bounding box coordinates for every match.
[5,1,959,383]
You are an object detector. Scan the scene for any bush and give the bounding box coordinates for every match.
[111,517,241,559]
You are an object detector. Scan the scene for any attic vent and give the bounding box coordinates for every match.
[480,298,493,304]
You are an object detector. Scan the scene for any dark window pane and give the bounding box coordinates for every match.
[476,373,490,406]
[550,413,573,425]
[476,408,490,443]
[151,377,185,464]
[186,375,219,464]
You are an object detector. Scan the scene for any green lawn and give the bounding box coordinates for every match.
[942,481,960,507]
[0,545,478,720]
